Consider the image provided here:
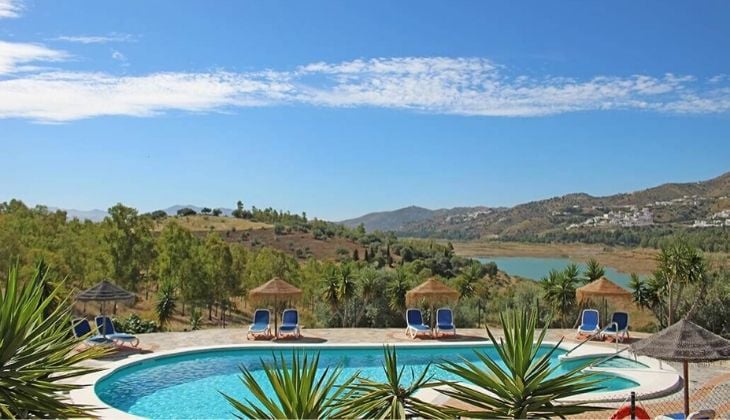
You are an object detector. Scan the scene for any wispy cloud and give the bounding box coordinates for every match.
[0,40,68,74]
[52,33,136,44]
[0,54,728,122]
[0,0,22,19]
[111,49,128,66]
[0,71,292,121]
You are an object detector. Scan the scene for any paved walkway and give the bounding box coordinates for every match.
[80,327,730,418]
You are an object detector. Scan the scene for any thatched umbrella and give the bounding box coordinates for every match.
[406,277,459,333]
[631,319,730,416]
[76,279,135,314]
[576,276,632,324]
[248,277,302,334]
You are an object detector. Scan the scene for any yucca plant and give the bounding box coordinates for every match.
[0,262,108,418]
[155,280,176,329]
[438,310,602,419]
[336,346,451,419]
[222,351,356,419]
[189,306,203,330]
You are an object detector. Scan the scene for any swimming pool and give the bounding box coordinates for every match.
[95,344,641,419]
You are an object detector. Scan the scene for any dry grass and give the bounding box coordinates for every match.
[223,228,369,262]
[153,215,271,232]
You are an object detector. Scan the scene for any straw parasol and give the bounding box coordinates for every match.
[248,277,302,334]
[576,276,632,302]
[631,318,730,416]
[576,276,632,324]
[406,277,459,333]
[76,279,135,314]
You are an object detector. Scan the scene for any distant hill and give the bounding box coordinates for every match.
[340,206,440,231]
[49,207,108,222]
[54,204,235,221]
[340,171,730,239]
[162,205,234,217]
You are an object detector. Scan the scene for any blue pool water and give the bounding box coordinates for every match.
[96,344,641,419]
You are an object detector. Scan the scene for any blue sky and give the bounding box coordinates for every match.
[1,1,729,220]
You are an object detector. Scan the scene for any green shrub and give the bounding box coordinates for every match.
[112,313,159,334]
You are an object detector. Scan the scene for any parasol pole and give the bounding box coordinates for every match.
[431,303,435,336]
[274,296,279,339]
[682,360,689,418]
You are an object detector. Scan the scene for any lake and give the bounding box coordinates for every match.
[474,256,638,289]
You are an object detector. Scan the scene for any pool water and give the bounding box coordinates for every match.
[96,344,639,419]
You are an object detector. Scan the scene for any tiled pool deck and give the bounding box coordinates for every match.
[72,327,730,418]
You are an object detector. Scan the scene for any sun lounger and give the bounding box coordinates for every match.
[95,316,140,347]
[405,308,431,339]
[247,309,272,340]
[603,311,630,343]
[576,309,600,338]
[435,307,456,336]
[72,318,113,348]
[656,409,716,419]
[278,309,301,338]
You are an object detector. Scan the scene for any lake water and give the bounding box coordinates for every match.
[475,256,636,289]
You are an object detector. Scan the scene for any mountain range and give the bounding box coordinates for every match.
[52,171,730,239]
[340,171,730,239]
[52,205,235,222]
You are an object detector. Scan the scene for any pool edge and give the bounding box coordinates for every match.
[68,340,681,419]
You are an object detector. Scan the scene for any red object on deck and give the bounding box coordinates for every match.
[610,405,650,420]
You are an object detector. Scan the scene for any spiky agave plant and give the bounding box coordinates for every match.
[222,350,356,419]
[438,310,602,419]
[335,346,451,419]
[0,262,108,418]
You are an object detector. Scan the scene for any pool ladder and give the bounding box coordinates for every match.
[586,346,630,369]
[564,322,620,357]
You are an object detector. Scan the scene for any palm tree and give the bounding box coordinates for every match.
[584,258,605,284]
[222,351,356,419]
[0,262,108,418]
[354,267,382,326]
[336,346,451,419]
[438,310,602,418]
[338,264,357,327]
[156,280,177,329]
[541,268,577,328]
[656,240,705,325]
[563,263,581,284]
[322,265,341,324]
[456,262,483,300]
[386,269,411,313]
[629,272,648,308]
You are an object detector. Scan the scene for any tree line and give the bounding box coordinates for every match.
[501,225,730,252]
[0,199,508,330]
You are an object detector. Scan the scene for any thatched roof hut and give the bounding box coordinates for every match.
[576,276,632,302]
[405,277,459,307]
[248,277,302,301]
[76,280,135,302]
[631,319,730,416]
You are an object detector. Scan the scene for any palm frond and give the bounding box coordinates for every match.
[0,261,108,418]
[438,310,602,418]
[336,346,452,419]
[222,350,357,419]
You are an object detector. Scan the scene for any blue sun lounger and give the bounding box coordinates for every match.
[72,318,113,348]
[96,315,140,347]
[247,309,272,340]
[435,307,456,336]
[278,309,301,338]
[603,311,630,343]
[405,308,431,339]
[576,309,600,338]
